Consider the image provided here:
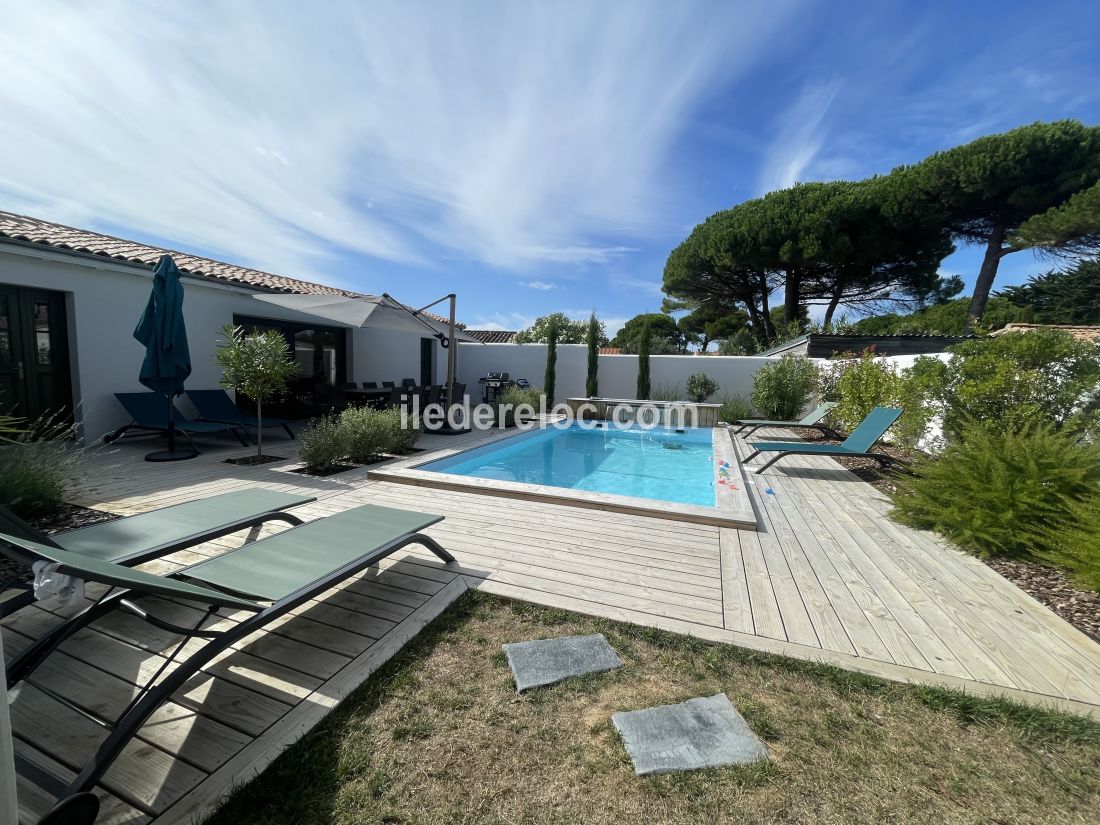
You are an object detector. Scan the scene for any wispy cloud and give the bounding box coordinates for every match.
[522,280,555,290]
[0,1,801,279]
[468,312,537,332]
[756,78,842,193]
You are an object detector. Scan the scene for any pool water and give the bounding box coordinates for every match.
[418,424,716,506]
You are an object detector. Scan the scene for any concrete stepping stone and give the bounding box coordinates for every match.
[612,692,769,775]
[502,633,623,692]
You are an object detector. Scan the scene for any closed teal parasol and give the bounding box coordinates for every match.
[133,255,194,460]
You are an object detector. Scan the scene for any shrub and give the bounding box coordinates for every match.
[496,386,541,426]
[890,423,1100,566]
[376,407,420,453]
[649,382,682,402]
[1044,497,1100,590]
[939,329,1100,440]
[895,356,949,450]
[827,351,946,450]
[297,414,349,470]
[338,406,389,462]
[0,413,85,518]
[832,352,902,432]
[685,373,719,403]
[718,394,753,424]
[750,355,819,420]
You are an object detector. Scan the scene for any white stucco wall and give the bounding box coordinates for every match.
[455,342,774,402]
[0,245,426,443]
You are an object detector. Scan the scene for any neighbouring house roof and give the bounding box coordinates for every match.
[759,333,970,358]
[0,210,460,326]
[599,347,622,355]
[463,329,518,344]
[989,323,1100,343]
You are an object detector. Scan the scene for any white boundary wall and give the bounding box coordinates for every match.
[455,342,774,401]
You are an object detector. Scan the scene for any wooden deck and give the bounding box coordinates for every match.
[4,423,1100,822]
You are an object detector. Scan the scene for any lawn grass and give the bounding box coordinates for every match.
[206,592,1100,825]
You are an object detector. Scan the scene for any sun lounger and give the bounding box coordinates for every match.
[104,392,250,449]
[733,401,839,438]
[186,389,295,439]
[1,502,452,799]
[0,489,315,616]
[742,406,902,474]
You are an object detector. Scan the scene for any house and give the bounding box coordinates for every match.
[759,332,970,358]
[464,329,518,344]
[0,211,462,443]
[989,323,1100,344]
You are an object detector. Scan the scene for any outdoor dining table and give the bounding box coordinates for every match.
[345,386,425,408]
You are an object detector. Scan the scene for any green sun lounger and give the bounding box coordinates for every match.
[742,406,902,474]
[1,502,452,801]
[0,489,315,616]
[186,389,296,439]
[733,401,839,438]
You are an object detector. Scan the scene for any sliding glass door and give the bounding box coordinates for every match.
[233,314,347,419]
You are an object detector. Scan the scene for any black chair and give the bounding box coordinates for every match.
[422,385,442,407]
[314,383,348,415]
[401,378,416,388]
[340,382,358,391]
[382,381,396,389]
[362,382,378,389]
[386,387,406,408]
[448,383,467,405]
[515,378,530,389]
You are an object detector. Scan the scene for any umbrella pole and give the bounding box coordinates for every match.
[144,393,198,462]
[167,395,176,453]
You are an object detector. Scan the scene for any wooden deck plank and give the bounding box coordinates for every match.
[718,529,754,634]
[9,424,1100,822]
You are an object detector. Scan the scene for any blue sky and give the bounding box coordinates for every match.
[1,1,1097,338]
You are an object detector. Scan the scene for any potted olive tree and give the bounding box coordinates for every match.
[215,324,298,463]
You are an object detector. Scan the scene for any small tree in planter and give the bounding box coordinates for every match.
[636,320,651,400]
[685,372,719,403]
[544,316,559,405]
[215,324,298,459]
[585,312,600,398]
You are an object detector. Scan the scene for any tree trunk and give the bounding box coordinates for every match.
[758,282,777,341]
[783,268,800,325]
[822,290,842,331]
[256,397,263,457]
[966,223,1008,333]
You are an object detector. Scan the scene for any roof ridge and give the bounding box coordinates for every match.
[0,210,462,326]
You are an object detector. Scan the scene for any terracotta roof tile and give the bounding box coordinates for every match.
[463,329,518,343]
[0,210,459,325]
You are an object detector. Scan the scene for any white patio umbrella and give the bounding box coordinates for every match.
[252,292,481,417]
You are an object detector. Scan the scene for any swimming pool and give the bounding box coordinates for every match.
[418,424,717,506]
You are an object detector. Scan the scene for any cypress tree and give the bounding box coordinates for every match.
[636,320,651,400]
[543,317,558,405]
[585,312,600,397]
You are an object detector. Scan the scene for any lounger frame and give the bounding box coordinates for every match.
[742,446,898,474]
[0,503,309,618]
[3,524,454,798]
